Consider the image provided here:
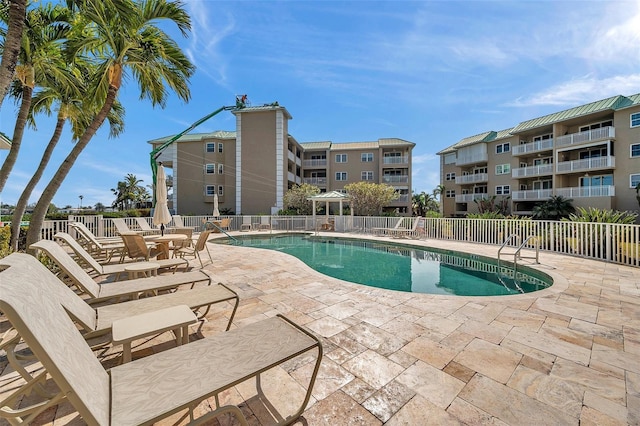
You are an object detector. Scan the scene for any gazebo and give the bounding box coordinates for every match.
[307,191,352,231]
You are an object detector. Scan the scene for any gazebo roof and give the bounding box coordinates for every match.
[307,191,351,201]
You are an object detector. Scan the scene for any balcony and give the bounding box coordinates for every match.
[391,194,410,203]
[303,159,327,168]
[555,126,615,148]
[556,156,615,174]
[455,193,486,203]
[382,175,409,184]
[511,139,554,156]
[302,177,327,186]
[555,185,615,198]
[382,156,408,165]
[512,164,553,178]
[456,153,488,166]
[287,172,301,185]
[455,173,488,185]
[512,189,553,200]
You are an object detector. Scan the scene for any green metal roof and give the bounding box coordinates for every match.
[510,95,627,133]
[331,141,379,150]
[378,138,415,147]
[493,128,515,141]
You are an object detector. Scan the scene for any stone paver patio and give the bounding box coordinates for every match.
[1,231,639,425]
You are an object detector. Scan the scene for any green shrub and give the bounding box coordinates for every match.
[0,225,10,258]
[563,207,638,224]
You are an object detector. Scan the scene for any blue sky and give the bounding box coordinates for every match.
[2,0,640,209]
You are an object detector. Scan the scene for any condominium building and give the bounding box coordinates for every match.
[150,103,415,215]
[438,93,640,218]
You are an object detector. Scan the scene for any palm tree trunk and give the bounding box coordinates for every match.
[10,117,65,250]
[0,0,26,109]
[25,85,118,251]
[0,84,33,192]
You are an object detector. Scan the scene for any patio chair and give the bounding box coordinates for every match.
[134,217,162,235]
[372,217,404,236]
[69,221,126,262]
[391,217,422,239]
[174,229,213,268]
[259,216,271,231]
[0,253,322,426]
[30,240,230,307]
[120,232,162,261]
[240,215,253,231]
[54,232,187,279]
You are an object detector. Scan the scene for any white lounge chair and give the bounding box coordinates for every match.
[0,253,322,426]
[134,217,162,235]
[372,217,404,236]
[68,221,126,262]
[54,232,187,279]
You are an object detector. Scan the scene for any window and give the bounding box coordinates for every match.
[445,172,456,181]
[336,172,347,181]
[533,133,552,142]
[579,148,607,159]
[495,164,511,175]
[218,185,224,195]
[336,154,347,163]
[474,185,487,194]
[218,142,223,153]
[580,174,613,187]
[579,120,613,132]
[205,185,215,196]
[496,143,510,154]
[474,167,487,174]
[631,143,640,158]
[218,164,223,174]
[496,185,510,195]
[205,163,215,174]
[631,174,640,188]
[361,153,373,162]
[361,171,374,181]
[445,190,455,198]
[206,142,215,152]
[632,113,640,128]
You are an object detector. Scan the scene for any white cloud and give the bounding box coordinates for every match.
[507,74,640,107]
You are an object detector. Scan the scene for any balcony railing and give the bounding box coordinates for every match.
[456,153,488,166]
[511,139,554,156]
[555,185,615,198]
[303,159,327,167]
[512,164,553,178]
[455,173,488,184]
[556,156,615,174]
[302,177,327,185]
[555,126,615,148]
[382,175,409,183]
[391,194,410,203]
[382,156,408,165]
[512,189,553,200]
[455,193,486,203]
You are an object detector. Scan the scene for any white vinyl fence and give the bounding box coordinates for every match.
[38,215,640,267]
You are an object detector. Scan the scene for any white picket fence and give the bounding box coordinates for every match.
[38,215,640,267]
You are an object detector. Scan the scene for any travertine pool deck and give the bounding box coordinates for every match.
[1,232,639,425]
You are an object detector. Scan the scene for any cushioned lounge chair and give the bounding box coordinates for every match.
[68,221,126,262]
[30,240,232,308]
[0,253,322,426]
[54,232,187,279]
[240,215,253,231]
[259,216,271,231]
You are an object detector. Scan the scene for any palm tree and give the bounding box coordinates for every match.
[636,182,640,209]
[532,195,575,220]
[8,61,124,251]
[26,0,194,249]
[0,2,72,192]
[111,173,147,210]
[0,0,27,108]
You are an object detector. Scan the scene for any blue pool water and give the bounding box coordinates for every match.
[217,235,552,296]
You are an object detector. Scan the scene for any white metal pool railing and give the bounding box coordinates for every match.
[34,215,640,267]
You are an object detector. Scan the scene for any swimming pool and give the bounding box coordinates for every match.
[216,234,552,296]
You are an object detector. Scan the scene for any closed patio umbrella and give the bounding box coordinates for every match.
[213,193,220,218]
[153,163,172,236]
